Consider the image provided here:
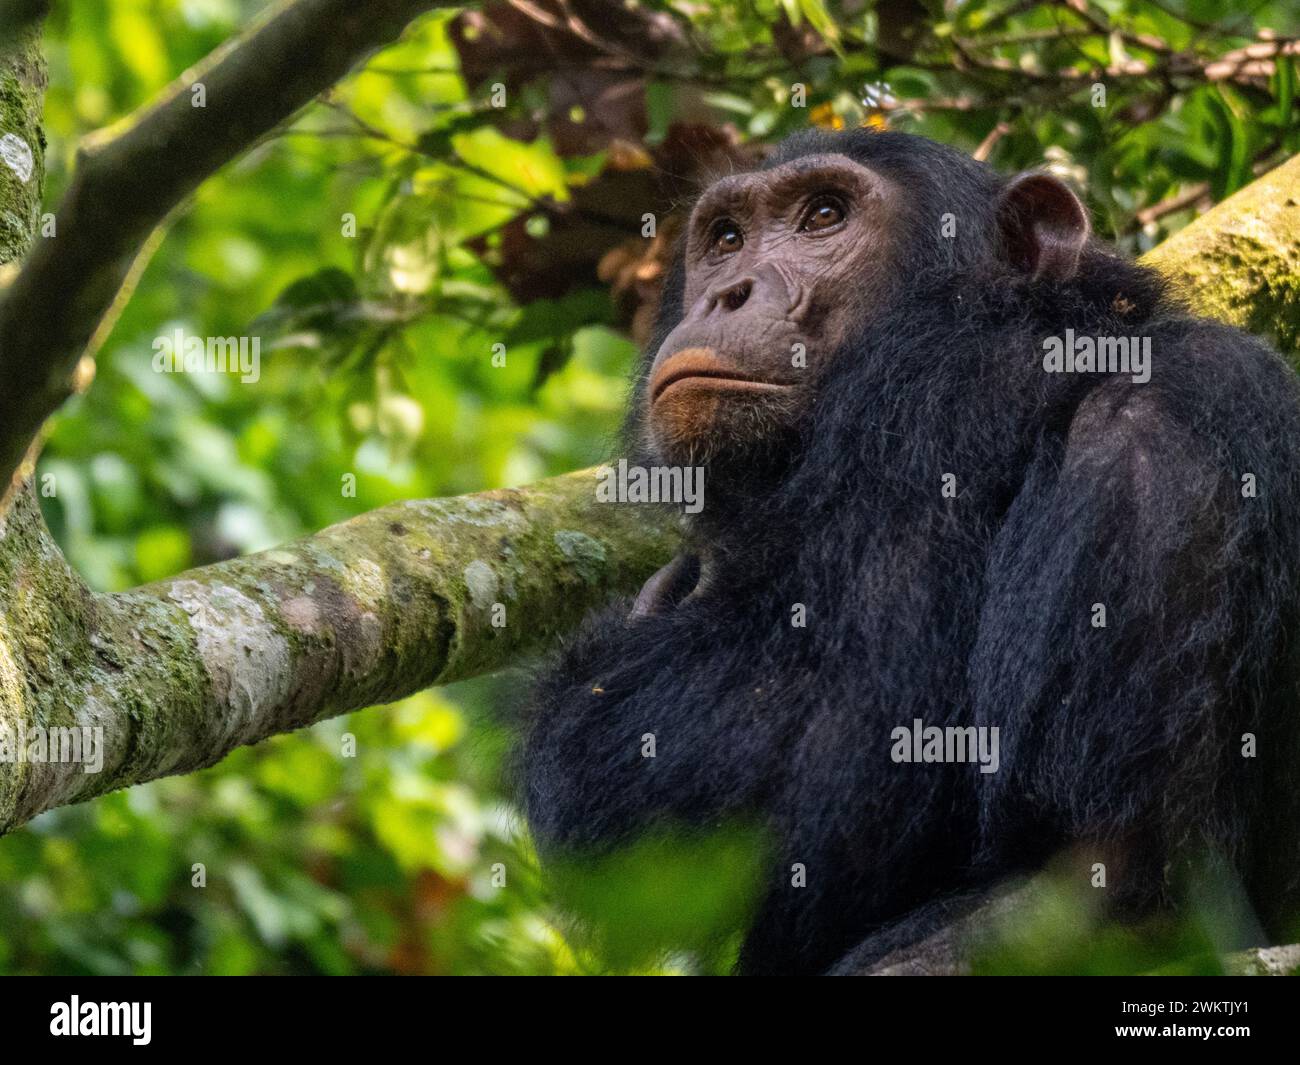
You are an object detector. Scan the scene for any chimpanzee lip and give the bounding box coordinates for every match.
[650,347,791,402]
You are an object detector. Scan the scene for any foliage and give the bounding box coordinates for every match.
[2,0,1295,974]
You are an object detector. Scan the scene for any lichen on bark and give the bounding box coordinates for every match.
[0,26,45,264]
[1143,153,1300,356]
[0,470,678,832]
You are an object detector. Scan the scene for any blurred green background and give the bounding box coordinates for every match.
[1,0,1296,974]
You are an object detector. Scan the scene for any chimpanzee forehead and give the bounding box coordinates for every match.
[691,153,889,221]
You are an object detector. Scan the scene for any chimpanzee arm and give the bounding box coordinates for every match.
[967,377,1292,913]
[518,600,794,854]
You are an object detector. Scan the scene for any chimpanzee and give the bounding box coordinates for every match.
[518,129,1300,975]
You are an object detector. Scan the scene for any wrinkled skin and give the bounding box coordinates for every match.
[647,154,901,465]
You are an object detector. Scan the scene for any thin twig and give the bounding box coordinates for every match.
[0,0,452,506]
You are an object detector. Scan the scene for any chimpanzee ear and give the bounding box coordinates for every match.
[997,172,1090,281]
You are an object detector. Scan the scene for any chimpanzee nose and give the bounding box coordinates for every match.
[692,263,796,321]
[708,277,754,313]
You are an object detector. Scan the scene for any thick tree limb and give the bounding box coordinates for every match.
[0,20,43,264]
[0,0,48,43]
[0,0,450,508]
[1144,152,1300,354]
[0,470,678,833]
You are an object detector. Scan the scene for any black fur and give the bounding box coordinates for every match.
[518,130,1300,974]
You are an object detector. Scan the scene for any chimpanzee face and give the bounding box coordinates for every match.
[646,154,901,464]
[642,146,1090,468]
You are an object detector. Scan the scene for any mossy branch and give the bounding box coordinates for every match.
[0,471,678,833]
[1142,152,1300,355]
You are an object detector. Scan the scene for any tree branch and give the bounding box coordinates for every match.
[1143,151,1300,352]
[0,469,678,834]
[0,0,48,42]
[835,881,1300,975]
[0,0,451,510]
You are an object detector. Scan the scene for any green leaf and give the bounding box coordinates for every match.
[546,825,769,973]
[1275,55,1297,151]
[799,0,842,51]
[450,128,571,203]
[1204,88,1250,201]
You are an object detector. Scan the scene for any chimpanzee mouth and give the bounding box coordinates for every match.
[650,347,792,403]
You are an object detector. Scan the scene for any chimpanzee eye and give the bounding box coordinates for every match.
[800,195,847,233]
[710,218,744,255]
